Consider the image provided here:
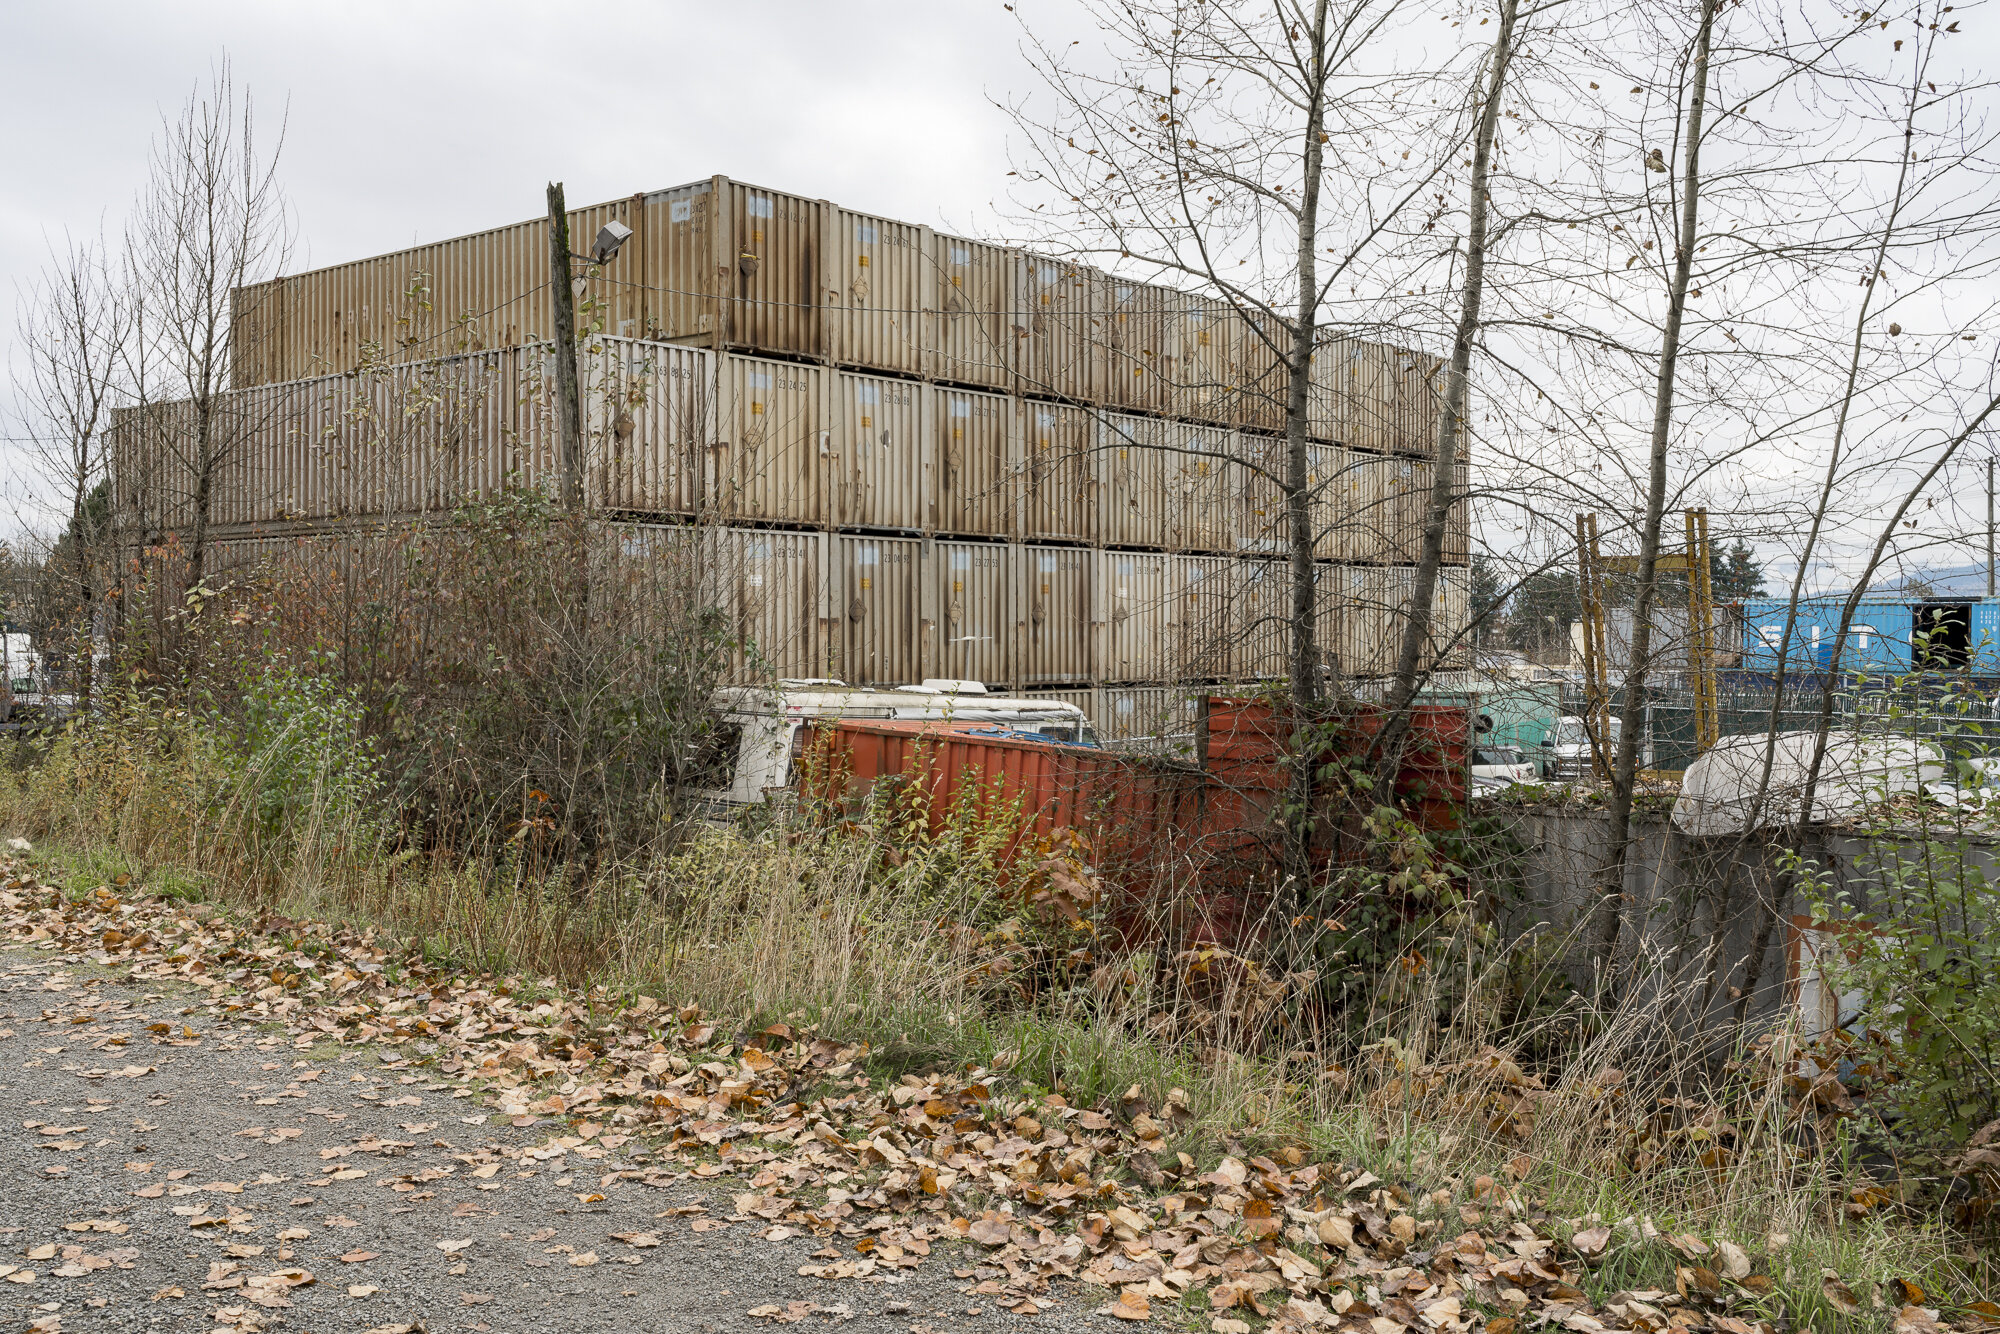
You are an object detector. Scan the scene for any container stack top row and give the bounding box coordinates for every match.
[228,175,1445,456]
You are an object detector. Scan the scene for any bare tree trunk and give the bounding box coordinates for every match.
[1596,0,1720,988]
[1376,0,1520,789]
[1282,0,1334,895]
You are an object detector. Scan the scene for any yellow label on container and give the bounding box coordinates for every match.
[952,275,962,286]
[753,229,764,243]
[858,255,870,267]
[860,578,872,590]
[953,580,964,593]
[751,403,765,415]
[952,428,963,439]
[861,416,873,428]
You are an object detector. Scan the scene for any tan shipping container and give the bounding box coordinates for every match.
[708,179,828,358]
[583,339,716,516]
[1013,544,1092,685]
[1174,555,1236,681]
[1099,278,1168,414]
[830,370,925,531]
[828,534,928,687]
[1387,456,1426,565]
[1434,565,1473,670]
[827,207,924,376]
[1096,413,1170,549]
[694,526,824,684]
[1336,452,1394,564]
[1019,687,1098,728]
[1233,437,1343,559]
[231,195,654,389]
[1166,293,1233,425]
[1341,563,1416,679]
[1094,686,1201,751]
[932,387,1014,539]
[1093,550,1175,684]
[1229,310,1289,434]
[1234,558,1343,681]
[1014,255,1099,403]
[1017,402,1092,543]
[1163,422,1235,553]
[711,354,825,525]
[926,233,1012,390]
[931,540,1011,687]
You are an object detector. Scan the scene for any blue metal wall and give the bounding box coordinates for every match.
[1738,595,2000,673]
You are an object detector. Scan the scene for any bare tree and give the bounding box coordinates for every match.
[11,232,127,703]
[126,59,288,594]
[1005,0,1492,881]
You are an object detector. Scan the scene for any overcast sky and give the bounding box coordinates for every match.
[6,1,2000,597]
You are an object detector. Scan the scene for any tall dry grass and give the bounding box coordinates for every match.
[0,689,1984,1319]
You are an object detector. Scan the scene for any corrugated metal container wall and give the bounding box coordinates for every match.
[1095,687,1200,743]
[1165,423,1235,553]
[1435,566,1472,669]
[927,233,1012,391]
[721,180,828,358]
[1338,453,1394,564]
[584,339,714,516]
[1014,545,1092,685]
[712,355,824,525]
[1099,279,1167,414]
[932,387,1013,539]
[1097,414,1170,549]
[1230,312,1288,433]
[351,350,528,519]
[1015,256,1099,403]
[830,535,927,687]
[1169,295,1233,425]
[696,527,823,683]
[1019,687,1097,722]
[1341,565,1387,677]
[831,371,925,531]
[1094,550,1175,683]
[1387,457,1426,564]
[1235,434,1287,556]
[640,180,723,343]
[1232,557,1288,680]
[229,197,642,389]
[828,208,924,376]
[1441,453,1470,566]
[1389,348,1443,457]
[931,540,1011,687]
[1018,402,1092,543]
[1174,555,1236,680]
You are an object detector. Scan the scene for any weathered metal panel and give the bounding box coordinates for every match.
[932,387,1013,539]
[1174,555,1236,681]
[831,370,925,531]
[1386,456,1426,564]
[1020,686,1097,723]
[1094,549,1175,683]
[1435,565,1472,669]
[1017,402,1092,543]
[1014,255,1099,403]
[1014,544,1092,685]
[828,207,924,376]
[711,354,825,525]
[1231,311,1289,433]
[1234,558,1344,681]
[1095,686,1201,745]
[926,233,1012,390]
[829,534,927,687]
[695,526,823,683]
[640,179,725,344]
[1233,438,1343,559]
[721,180,827,358]
[1163,422,1234,553]
[931,540,1011,687]
[584,339,715,516]
[1342,563,1416,679]
[1337,452,1394,564]
[1167,293,1233,425]
[229,196,644,388]
[1099,278,1167,414]
[1096,413,1169,549]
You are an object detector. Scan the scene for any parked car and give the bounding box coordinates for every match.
[694,679,1095,814]
[1470,744,1540,794]
[1536,714,1650,780]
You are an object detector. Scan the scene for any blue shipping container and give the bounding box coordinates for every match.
[1739,595,2000,673]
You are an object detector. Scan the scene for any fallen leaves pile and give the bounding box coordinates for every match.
[4,852,1994,1334]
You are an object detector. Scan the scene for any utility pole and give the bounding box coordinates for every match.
[546,182,584,512]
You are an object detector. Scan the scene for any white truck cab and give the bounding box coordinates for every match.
[695,679,1095,811]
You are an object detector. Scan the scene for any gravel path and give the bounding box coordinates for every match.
[0,946,1113,1334]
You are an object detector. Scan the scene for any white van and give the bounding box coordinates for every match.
[694,679,1095,811]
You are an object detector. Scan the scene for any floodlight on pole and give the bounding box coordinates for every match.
[590,221,634,265]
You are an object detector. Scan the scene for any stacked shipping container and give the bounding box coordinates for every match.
[138,175,1477,705]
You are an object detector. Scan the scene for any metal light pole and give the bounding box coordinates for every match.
[1987,456,1995,598]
